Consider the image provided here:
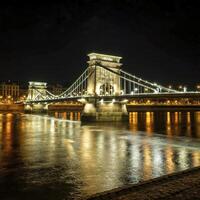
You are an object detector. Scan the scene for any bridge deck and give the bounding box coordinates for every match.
[26,92,200,103]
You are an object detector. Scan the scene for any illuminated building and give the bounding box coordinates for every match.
[19,85,28,101]
[0,82,28,103]
[0,82,20,102]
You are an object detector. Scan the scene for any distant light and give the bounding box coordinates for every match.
[78,98,86,103]
[154,90,158,93]
[122,99,128,103]
[112,99,116,103]
[147,100,151,104]
[100,99,104,103]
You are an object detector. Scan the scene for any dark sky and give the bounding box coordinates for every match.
[0,0,199,88]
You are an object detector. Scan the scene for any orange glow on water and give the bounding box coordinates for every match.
[145,112,154,134]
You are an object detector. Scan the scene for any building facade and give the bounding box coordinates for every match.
[0,82,20,102]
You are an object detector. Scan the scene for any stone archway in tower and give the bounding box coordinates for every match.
[99,83,114,96]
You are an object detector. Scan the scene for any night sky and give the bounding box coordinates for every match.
[0,1,199,88]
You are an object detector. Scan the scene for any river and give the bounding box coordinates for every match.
[0,111,200,199]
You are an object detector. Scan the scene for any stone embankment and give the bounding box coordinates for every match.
[85,166,200,200]
[0,104,24,112]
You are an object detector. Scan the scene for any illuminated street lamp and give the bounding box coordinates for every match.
[112,99,116,103]
[179,85,183,90]
[100,99,104,104]
[78,98,86,103]
[122,99,128,103]
[7,95,13,104]
[146,100,151,104]
[183,87,187,92]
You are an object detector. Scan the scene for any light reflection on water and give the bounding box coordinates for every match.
[0,111,200,200]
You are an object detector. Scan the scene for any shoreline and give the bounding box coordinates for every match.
[85,166,200,200]
[0,103,24,112]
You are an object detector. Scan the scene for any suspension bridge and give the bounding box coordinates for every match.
[25,53,200,121]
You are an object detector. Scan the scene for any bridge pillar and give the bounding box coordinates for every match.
[81,98,128,122]
[87,53,122,96]
[24,103,48,113]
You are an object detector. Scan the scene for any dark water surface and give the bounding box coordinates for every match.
[0,111,200,200]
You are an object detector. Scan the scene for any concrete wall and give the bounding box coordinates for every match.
[48,104,84,111]
[127,105,200,112]
[0,104,24,111]
[82,102,128,122]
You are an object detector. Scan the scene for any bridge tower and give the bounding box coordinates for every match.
[82,53,128,121]
[27,82,47,101]
[87,53,122,96]
[25,82,48,112]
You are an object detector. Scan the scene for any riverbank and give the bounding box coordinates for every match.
[0,103,24,111]
[86,166,200,200]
